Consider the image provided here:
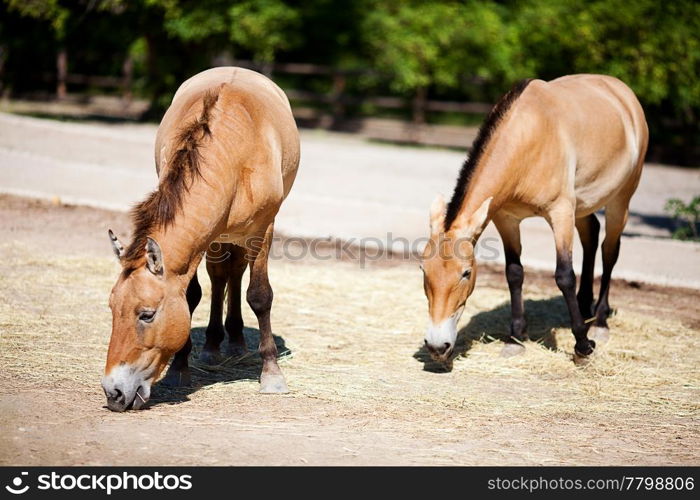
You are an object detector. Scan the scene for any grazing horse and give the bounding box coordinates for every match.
[102,67,300,411]
[421,74,648,364]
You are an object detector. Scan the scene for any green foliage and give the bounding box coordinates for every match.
[362,1,522,94]
[154,0,230,42]
[514,0,700,111]
[143,0,302,64]
[5,0,127,40]
[0,0,699,162]
[229,0,300,64]
[665,196,700,241]
[6,0,70,38]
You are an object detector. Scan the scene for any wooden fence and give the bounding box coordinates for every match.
[230,60,488,148]
[232,59,492,122]
[50,58,491,149]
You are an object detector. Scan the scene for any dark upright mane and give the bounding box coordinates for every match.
[444,79,532,230]
[122,90,220,268]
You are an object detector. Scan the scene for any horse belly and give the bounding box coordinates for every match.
[564,77,644,216]
[573,154,639,216]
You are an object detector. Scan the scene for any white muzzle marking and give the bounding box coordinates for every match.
[101,363,152,410]
[425,307,464,352]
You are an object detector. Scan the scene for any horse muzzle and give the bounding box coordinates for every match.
[425,312,461,362]
[101,364,152,412]
[424,340,454,362]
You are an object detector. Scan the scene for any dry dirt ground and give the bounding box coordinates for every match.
[0,195,698,466]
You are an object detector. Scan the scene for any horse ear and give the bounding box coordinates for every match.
[429,194,446,235]
[108,229,125,260]
[159,146,168,170]
[455,197,492,240]
[145,237,164,276]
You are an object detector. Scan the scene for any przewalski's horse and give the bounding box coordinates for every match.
[102,67,300,411]
[422,74,647,364]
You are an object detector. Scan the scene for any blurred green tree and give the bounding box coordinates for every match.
[149,0,229,43]
[361,0,524,122]
[0,0,698,163]
[5,0,94,97]
[513,0,700,163]
[229,0,300,72]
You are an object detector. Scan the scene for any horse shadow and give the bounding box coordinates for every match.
[147,326,290,408]
[624,211,677,238]
[413,296,572,372]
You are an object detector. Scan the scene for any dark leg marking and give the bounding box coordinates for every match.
[161,273,201,386]
[494,215,527,357]
[575,214,600,319]
[555,253,595,357]
[200,244,231,364]
[224,245,248,356]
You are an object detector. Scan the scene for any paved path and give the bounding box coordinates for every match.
[1,112,699,287]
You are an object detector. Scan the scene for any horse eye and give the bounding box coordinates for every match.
[461,269,472,280]
[138,309,156,323]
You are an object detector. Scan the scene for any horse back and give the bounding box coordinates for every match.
[156,67,299,178]
[153,67,300,241]
[506,74,647,216]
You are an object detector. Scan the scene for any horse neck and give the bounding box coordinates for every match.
[151,173,229,278]
[151,225,206,279]
[454,146,514,242]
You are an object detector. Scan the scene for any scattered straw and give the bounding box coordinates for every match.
[0,239,698,465]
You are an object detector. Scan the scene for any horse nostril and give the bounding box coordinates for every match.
[425,341,452,356]
[113,388,124,402]
[436,342,451,355]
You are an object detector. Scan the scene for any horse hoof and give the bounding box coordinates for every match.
[589,326,610,345]
[161,368,191,387]
[500,343,526,358]
[260,373,289,394]
[573,342,596,365]
[198,349,222,366]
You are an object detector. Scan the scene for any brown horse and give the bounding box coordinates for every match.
[102,67,300,411]
[421,74,648,364]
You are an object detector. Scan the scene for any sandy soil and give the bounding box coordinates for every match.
[0,195,698,466]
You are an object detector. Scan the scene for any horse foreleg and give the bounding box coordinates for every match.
[247,222,288,394]
[200,243,231,364]
[161,273,201,386]
[548,204,595,363]
[493,214,527,357]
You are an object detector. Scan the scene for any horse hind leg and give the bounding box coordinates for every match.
[222,244,249,357]
[575,214,600,319]
[161,272,202,386]
[589,200,629,346]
